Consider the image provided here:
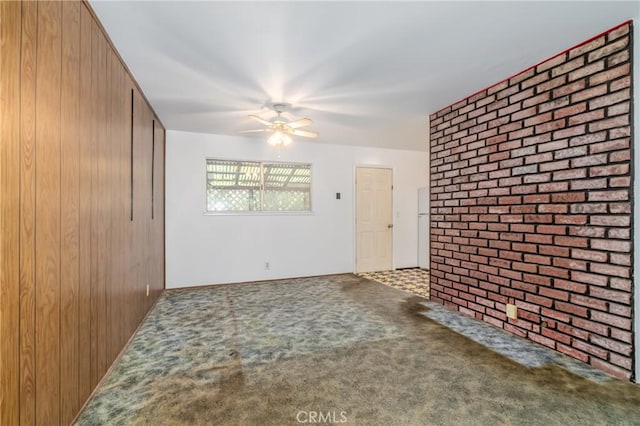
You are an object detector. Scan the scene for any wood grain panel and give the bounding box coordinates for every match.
[96,29,110,379]
[89,20,100,389]
[111,56,123,355]
[77,2,93,405]
[19,2,38,424]
[60,2,81,423]
[132,88,142,324]
[142,103,153,312]
[34,2,62,424]
[124,81,136,343]
[106,47,120,366]
[0,2,22,424]
[152,122,166,298]
[2,2,167,422]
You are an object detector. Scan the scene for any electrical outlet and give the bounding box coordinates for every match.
[506,304,518,320]
[146,284,150,297]
[265,262,270,270]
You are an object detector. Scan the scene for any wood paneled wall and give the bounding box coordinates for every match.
[0,1,166,424]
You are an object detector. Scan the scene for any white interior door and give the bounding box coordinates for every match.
[356,167,393,273]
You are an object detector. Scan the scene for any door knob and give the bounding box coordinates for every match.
[388,224,393,229]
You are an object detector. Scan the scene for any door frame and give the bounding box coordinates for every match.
[353,165,394,274]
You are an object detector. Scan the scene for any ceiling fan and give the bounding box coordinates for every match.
[240,102,319,147]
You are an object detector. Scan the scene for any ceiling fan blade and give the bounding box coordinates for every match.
[248,115,273,126]
[238,129,268,133]
[287,118,313,129]
[291,129,319,138]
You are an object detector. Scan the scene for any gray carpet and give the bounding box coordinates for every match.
[76,274,640,425]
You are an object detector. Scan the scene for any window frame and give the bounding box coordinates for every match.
[204,157,314,215]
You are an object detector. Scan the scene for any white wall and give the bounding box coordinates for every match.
[166,130,429,288]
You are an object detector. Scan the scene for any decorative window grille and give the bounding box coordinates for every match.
[206,159,311,213]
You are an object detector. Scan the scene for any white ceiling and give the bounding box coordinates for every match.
[90,1,638,151]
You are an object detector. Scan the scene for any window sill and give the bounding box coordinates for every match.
[203,211,315,216]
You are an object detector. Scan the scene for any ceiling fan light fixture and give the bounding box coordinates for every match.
[242,102,317,146]
[267,130,292,147]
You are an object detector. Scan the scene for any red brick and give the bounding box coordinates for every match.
[536,75,567,93]
[571,271,608,286]
[589,164,628,177]
[523,194,549,204]
[590,311,631,330]
[571,294,607,311]
[588,190,628,202]
[552,79,586,97]
[588,115,629,132]
[568,59,605,81]
[590,215,629,227]
[611,76,631,91]
[571,84,607,103]
[611,328,632,344]
[589,89,631,110]
[524,112,552,127]
[524,173,551,183]
[556,323,588,340]
[524,234,552,244]
[539,266,569,279]
[555,301,588,317]
[568,110,605,126]
[608,23,630,40]
[526,294,553,308]
[512,281,538,293]
[590,239,631,253]
[538,182,569,193]
[569,226,605,238]
[551,56,584,77]
[590,287,630,304]
[589,63,631,86]
[609,303,631,317]
[524,214,553,224]
[607,102,630,117]
[542,328,571,345]
[570,178,607,190]
[542,308,570,323]
[608,229,631,241]
[572,318,608,335]
[429,27,632,379]
[553,102,586,119]
[609,353,632,371]
[572,340,608,359]
[537,53,568,72]
[553,279,587,294]
[570,131,607,147]
[609,202,631,214]
[569,35,605,58]
[557,344,589,362]
[539,287,569,302]
[554,215,587,225]
[536,225,566,235]
[538,204,567,213]
[551,192,586,203]
[554,124,586,139]
[609,252,631,267]
[539,160,569,172]
[535,118,566,134]
[529,332,556,349]
[523,92,551,108]
[539,245,569,257]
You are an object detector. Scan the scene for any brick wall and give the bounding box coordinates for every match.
[429,22,634,380]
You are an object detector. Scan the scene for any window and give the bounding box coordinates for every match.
[206,159,311,213]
